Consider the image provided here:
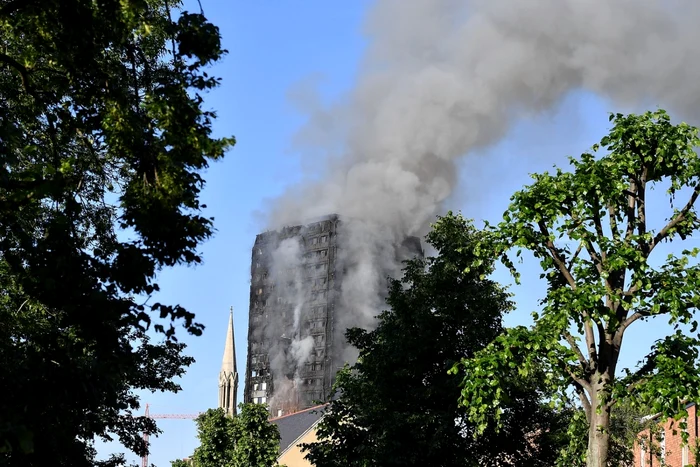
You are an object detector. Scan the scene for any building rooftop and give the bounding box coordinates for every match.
[270,404,328,454]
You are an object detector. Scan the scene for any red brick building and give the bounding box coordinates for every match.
[633,403,698,467]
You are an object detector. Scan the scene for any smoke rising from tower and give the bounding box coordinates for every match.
[261,0,700,404]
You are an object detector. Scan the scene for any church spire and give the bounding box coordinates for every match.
[218,306,238,416]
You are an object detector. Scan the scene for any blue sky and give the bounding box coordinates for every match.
[99,1,691,465]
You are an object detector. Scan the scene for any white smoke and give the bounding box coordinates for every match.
[291,336,315,367]
[263,0,700,399]
[266,237,312,410]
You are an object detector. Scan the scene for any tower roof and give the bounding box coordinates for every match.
[221,307,237,375]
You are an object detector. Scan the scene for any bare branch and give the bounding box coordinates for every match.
[567,242,584,271]
[564,209,605,277]
[608,204,620,241]
[582,236,605,277]
[648,185,700,255]
[590,200,608,264]
[563,365,594,423]
[637,168,648,241]
[576,384,592,421]
[615,311,649,346]
[537,220,601,368]
[564,364,591,393]
[537,220,577,290]
[617,311,649,336]
[17,299,29,314]
[625,180,637,242]
[564,331,588,369]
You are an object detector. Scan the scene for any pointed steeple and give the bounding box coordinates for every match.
[218,307,238,416]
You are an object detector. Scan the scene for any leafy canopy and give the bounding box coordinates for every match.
[303,213,570,467]
[453,110,700,466]
[190,405,282,467]
[0,0,232,465]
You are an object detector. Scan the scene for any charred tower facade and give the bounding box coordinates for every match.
[244,214,422,417]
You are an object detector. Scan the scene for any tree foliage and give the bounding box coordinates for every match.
[303,214,570,467]
[453,110,700,467]
[190,405,282,467]
[0,0,232,465]
[192,409,237,467]
[232,404,282,467]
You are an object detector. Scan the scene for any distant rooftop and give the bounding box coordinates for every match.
[270,404,328,454]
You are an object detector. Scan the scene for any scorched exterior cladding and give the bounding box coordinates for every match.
[244,214,422,416]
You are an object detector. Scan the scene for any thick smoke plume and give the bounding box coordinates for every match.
[263,0,700,401]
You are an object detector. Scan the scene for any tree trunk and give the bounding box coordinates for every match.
[586,391,612,467]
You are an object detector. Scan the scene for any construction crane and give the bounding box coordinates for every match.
[141,403,201,467]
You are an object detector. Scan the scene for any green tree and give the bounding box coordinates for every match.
[190,405,282,467]
[303,214,570,467]
[170,460,191,467]
[454,110,700,467]
[192,409,237,467]
[556,398,652,466]
[0,0,232,465]
[232,404,281,467]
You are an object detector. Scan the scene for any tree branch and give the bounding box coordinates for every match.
[637,168,648,242]
[608,204,620,241]
[567,242,584,271]
[615,311,649,337]
[0,53,34,96]
[590,201,608,265]
[564,331,591,373]
[537,220,577,290]
[537,221,601,368]
[564,364,591,395]
[575,384,592,421]
[648,185,700,255]
[625,180,637,242]
[564,209,605,278]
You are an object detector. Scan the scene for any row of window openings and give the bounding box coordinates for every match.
[310,235,329,245]
[253,277,330,290]
[251,292,328,305]
[252,292,328,309]
[254,278,328,296]
[254,233,330,257]
[248,317,325,328]
[251,350,324,368]
[252,381,268,391]
[309,320,325,329]
[305,249,328,259]
[250,348,324,358]
[252,304,328,317]
[249,335,324,349]
[253,261,329,274]
[312,290,328,301]
[250,354,268,364]
[255,221,331,245]
[253,396,267,404]
[250,369,269,377]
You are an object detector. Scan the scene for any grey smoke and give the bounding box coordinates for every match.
[266,238,309,409]
[263,0,700,397]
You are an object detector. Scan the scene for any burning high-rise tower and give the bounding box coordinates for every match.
[244,214,422,417]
